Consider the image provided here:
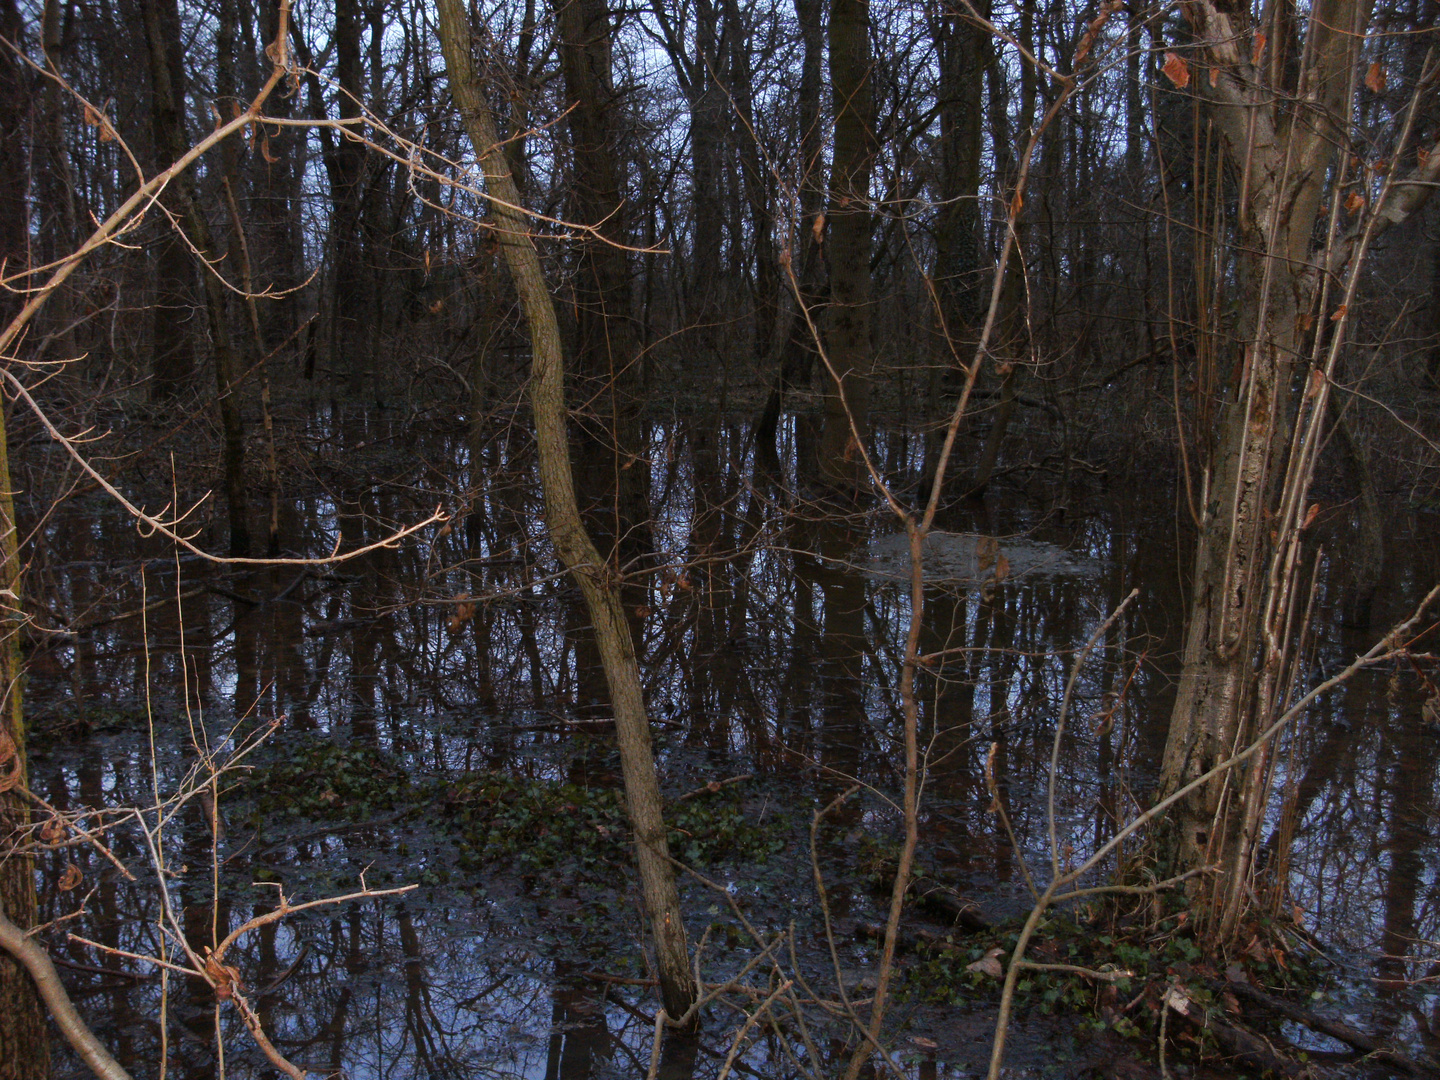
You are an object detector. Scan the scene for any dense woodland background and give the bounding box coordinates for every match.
[2,0,1440,1073]
[0,0,1435,514]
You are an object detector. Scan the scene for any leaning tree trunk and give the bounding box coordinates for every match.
[434,0,697,1024]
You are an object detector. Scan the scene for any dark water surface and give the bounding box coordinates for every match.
[20,406,1440,1078]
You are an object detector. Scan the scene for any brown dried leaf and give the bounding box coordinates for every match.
[975,535,999,575]
[41,815,66,843]
[910,1036,939,1051]
[1345,190,1365,215]
[1330,304,1348,322]
[204,951,244,1000]
[1300,503,1321,531]
[1251,32,1267,66]
[260,136,279,164]
[1209,66,1219,87]
[429,299,444,315]
[58,863,83,892]
[1010,189,1024,216]
[1162,52,1190,88]
[1365,61,1387,94]
[967,948,1005,978]
[812,213,826,245]
[994,552,1011,584]
[82,103,102,128]
[446,596,476,633]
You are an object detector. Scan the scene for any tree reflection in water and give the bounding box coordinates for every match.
[19,411,1440,1077]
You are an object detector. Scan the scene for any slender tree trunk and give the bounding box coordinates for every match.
[0,3,50,1071]
[724,0,778,362]
[552,0,650,559]
[141,0,250,556]
[1153,0,1372,941]
[758,0,827,447]
[434,0,696,1023]
[330,0,369,393]
[819,0,877,485]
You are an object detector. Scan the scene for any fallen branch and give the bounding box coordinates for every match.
[1217,979,1440,1077]
[0,909,134,1080]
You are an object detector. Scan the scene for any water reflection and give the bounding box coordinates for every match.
[18,410,1440,1076]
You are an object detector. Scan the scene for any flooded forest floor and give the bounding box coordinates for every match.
[13,383,1440,1079]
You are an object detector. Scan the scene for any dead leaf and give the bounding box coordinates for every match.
[967,948,1005,978]
[1162,985,1193,1016]
[447,596,476,633]
[1420,147,1431,168]
[1365,61,1387,94]
[1162,52,1190,88]
[82,103,102,128]
[58,863,83,891]
[1251,32,1267,65]
[429,299,444,315]
[1010,188,1024,216]
[634,606,652,618]
[975,535,999,575]
[1221,991,1241,1015]
[1209,66,1219,87]
[811,213,826,245]
[1345,190,1365,215]
[1306,366,1325,397]
[204,950,244,1000]
[994,552,1011,584]
[260,135,279,164]
[1300,503,1321,530]
[41,815,66,843]
[1330,304,1348,322]
[910,1036,939,1050]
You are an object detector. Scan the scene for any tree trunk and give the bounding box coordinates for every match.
[758,0,827,448]
[140,0,250,555]
[434,0,697,1023]
[819,0,877,486]
[0,3,50,1071]
[1152,0,1371,941]
[330,0,369,394]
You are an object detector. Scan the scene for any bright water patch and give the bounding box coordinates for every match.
[865,530,1105,585]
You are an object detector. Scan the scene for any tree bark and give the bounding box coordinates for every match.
[0,29,49,1048]
[434,0,696,1024]
[819,0,877,486]
[1152,0,1372,940]
[140,0,251,556]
